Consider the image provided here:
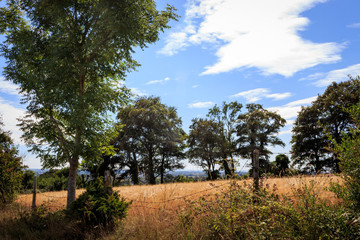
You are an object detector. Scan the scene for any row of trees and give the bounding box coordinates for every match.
[89,97,287,183]
[99,76,360,182]
[0,0,359,208]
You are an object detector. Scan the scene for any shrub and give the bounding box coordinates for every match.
[328,102,360,212]
[179,180,360,239]
[0,118,23,206]
[36,168,89,192]
[67,177,130,230]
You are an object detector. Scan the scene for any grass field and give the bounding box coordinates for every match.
[13,174,342,239]
[16,174,341,210]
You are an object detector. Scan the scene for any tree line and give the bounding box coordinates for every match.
[83,75,360,184]
[2,75,359,205]
[0,0,359,209]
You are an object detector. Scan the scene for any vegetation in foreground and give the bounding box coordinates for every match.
[0,175,351,240]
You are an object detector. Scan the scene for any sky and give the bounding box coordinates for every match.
[0,0,359,170]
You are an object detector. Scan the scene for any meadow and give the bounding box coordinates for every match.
[10,174,342,240]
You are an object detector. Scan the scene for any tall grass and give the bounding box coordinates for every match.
[3,175,346,240]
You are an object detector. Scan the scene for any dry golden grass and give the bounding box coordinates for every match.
[14,174,342,240]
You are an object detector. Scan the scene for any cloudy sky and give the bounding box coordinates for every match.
[0,0,359,169]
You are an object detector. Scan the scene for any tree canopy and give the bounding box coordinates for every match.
[0,0,177,207]
[236,104,286,173]
[207,101,243,177]
[291,76,360,173]
[114,96,185,184]
[187,118,223,180]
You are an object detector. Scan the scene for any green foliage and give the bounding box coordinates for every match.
[187,118,223,180]
[110,96,186,185]
[174,175,195,183]
[0,204,86,240]
[292,76,360,173]
[67,177,130,230]
[237,104,286,174]
[0,0,177,206]
[32,168,89,192]
[268,154,290,176]
[328,102,360,211]
[0,117,23,206]
[179,181,360,240]
[207,101,243,177]
[21,169,36,191]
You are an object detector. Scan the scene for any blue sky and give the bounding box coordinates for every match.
[0,0,360,170]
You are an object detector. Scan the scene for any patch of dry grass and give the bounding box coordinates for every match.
[13,174,342,240]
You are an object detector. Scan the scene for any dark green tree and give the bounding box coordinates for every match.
[187,118,223,180]
[114,96,185,184]
[0,116,23,205]
[207,101,242,177]
[291,76,360,173]
[0,1,177,207]
[328,102,360,211]
[291,106,330,173]
[274,154,290,176]
[236,104,286,174]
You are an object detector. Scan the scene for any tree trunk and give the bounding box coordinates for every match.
[222,158,232,178]
[207,161,212,180]
[66,158,78,209]
[315,154,321,173]
[130,154,139,185]
[147,153,156,184]
[160,154,165,184]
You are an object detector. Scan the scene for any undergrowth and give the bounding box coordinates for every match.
[178,180,360,240]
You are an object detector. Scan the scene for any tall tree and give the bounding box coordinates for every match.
[291,105,330,172]
[0,0,177,208]
[236,104,286,173]
[115,96,185,184]
[187,118,223,180]
[291,76,360,173]
[207,101,242,177]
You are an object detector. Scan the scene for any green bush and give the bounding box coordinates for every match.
[328,102,360,211]
[36,168,89,192]
[179,180,360,240]
[0,119,23,206]
[67,177,130,230]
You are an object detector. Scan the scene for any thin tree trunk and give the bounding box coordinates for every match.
[229,153,235,174]
[160,154,165,184]
[66,158,78,209]
[148,153,156,184]
[207,161,212,180]
[130,153,139,184]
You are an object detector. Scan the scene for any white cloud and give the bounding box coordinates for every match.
[130,88,147,96]
[188,101,215,108]
[160,0,342,77]
[192,84,200,88]
[267,96,316,120]
[146,77,170,85]
[307,63,360,87]
[0,77,20,95]
[347,23,360,28]
[278,129,293,135]
[158,32,189,56]
[231,88,292,102]
[0,97,26,145]
[285,96,317,107]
